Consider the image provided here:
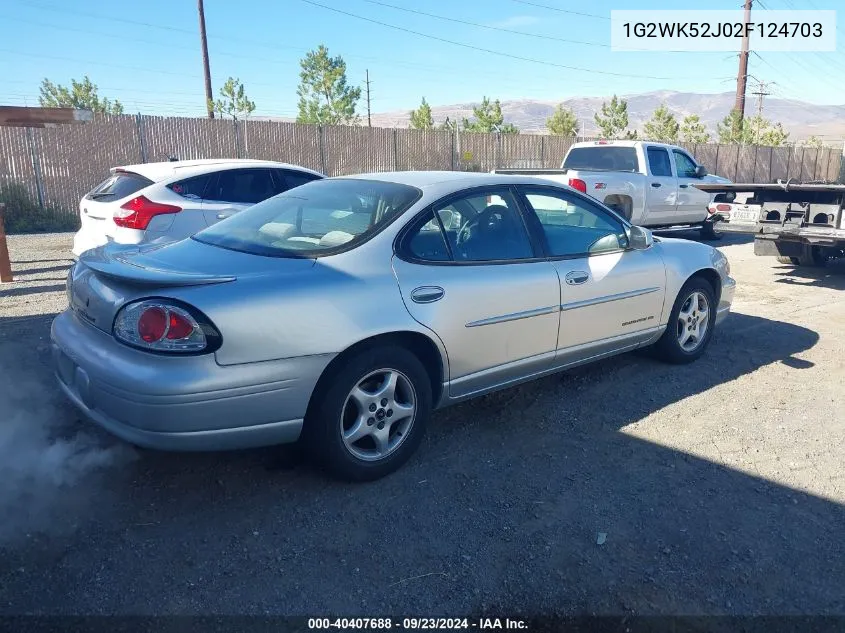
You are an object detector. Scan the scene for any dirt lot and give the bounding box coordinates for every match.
[0,232,843,616]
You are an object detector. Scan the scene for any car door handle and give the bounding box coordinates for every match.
[216,213,232,219]
[411,286,444,303]
[651,182,662,188]
[679,184,688,188]
[564,271,590,285]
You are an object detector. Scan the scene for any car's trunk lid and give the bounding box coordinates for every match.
[70,238,315,334]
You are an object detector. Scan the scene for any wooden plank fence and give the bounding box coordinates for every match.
[0,113,842,232]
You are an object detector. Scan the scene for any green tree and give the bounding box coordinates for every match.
[546,104,578,136]
[680,114,710,144]
[438,117,458,132]
[642,104,679,143]
[409,97,434,130]
[716,109,746,144]
[759,120,789,147]
[38,76,123,114]
[594,95,629,139]
[803,135,825,148]
[211,77,255,121]
[296,45,361,125]
[462,97,519,134]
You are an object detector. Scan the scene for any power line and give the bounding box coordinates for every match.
[507,0,609,21]
[298,0,726,80]
[358,0,608,47]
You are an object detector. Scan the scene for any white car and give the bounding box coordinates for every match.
[73,159,324,256]
[495,140,732,240]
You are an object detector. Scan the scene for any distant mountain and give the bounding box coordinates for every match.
[368,91,845,142]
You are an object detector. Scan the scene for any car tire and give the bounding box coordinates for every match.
[776,255,800,265]
[699,219,723,241]
[303,345,432,482]
[653,277,717,365]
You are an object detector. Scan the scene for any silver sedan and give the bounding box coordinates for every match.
[52,171,736,480]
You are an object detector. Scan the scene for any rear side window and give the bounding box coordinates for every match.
[168,174,212,200]
[208,169,277,204]
[563,147,638,172]
[647,147,673,177]
[277,169,322,192]
[86,172,152,201]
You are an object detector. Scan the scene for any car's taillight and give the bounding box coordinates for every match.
[113,299,221,353]
[568,178,587,193]
[114,196,181,230]
[709,203,732,215]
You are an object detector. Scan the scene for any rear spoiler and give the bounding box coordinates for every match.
[492,168,569,175]
[80,245,236,287]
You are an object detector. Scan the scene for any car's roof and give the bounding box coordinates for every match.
[341,170,567,191]
[115,159,324,183]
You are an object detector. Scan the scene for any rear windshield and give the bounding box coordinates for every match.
[563,147,639,172]
[193,179,421,257]
[86,171,153,201]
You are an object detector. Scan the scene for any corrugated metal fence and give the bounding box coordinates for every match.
[0,113,842,232]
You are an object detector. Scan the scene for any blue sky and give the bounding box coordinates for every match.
[1,0,844,119]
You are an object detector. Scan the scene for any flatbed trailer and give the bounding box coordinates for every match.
[695,181,845,267]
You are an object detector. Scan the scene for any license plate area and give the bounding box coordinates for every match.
[730,206,760,224]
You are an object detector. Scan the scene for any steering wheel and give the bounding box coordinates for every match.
[456,205,511,248]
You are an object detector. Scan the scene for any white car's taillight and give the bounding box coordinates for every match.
[113,300,221,353]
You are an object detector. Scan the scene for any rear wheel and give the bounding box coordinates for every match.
[303,346,432,481]
[796,245,828,268]
[653,278,717,364]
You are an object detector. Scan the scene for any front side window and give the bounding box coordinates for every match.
[673,150,698,178]
[194,179,420,257]
[209,169,277,204]
[433,190,534,262]
[647,147,673,177]
[522,189,628,257]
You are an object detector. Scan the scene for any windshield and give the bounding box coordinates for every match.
[563,147,639,172]
[193,178,421,257]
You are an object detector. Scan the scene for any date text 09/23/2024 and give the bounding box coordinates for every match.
[307,618,528,630]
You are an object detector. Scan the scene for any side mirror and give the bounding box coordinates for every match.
[694,165,708,178]
[627,225,653,250]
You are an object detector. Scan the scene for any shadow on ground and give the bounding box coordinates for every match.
[0,310,842,617]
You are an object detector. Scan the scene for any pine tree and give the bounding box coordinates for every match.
[680,114,710,144]
[642,104,679,143]
[296,45,361,125]
[546,104,578,136]
[409,97,434,130]
[594,95,629,139]
[39,76,123,114]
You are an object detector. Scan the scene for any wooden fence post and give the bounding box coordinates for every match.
[25,127,45,211]
[135,113,147,163]
[393,129,399,171]
[317,125,327,175]
[0,203,13,283]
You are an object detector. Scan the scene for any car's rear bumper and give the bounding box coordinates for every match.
[51,310,335,451]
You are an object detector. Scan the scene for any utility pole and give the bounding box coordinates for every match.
[198,0,215,119]
[365,69,372,127]
[734,0,753,121]
[750,79,771,145]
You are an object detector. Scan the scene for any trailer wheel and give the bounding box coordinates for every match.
[776,255,800,265]
[796,245,828,268]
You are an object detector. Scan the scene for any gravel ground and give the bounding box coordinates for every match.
[0,231,843,616]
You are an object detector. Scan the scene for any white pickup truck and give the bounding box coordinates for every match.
[495,140,732,240]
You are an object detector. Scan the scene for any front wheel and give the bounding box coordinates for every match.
[700,219,723,241]
[653,278,717,364]
[303,346,432,481]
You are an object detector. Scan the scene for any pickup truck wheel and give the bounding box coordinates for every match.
[653,278,717,364]
[699,219,723,241]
